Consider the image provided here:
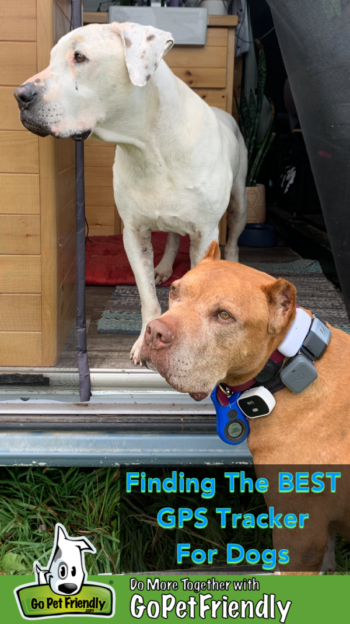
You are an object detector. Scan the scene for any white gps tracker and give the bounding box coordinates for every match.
[238,386,276,419]
[278,308,312,357]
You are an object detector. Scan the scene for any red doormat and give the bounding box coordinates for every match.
[85,232,191,286]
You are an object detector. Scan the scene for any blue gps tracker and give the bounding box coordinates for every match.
[211,387,250,445]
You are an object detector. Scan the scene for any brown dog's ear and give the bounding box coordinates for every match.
[111,22,174,87]
[202,241,221,261]
[262,278,296,335]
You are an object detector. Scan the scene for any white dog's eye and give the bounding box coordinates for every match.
[71,566,76,577]
[58,563,68,579]
[74,52,86,63]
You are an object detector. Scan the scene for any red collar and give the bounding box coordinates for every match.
[216,350,285,407]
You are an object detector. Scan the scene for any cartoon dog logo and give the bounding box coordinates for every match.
[34,523,96,596]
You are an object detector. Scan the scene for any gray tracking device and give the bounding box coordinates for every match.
[280,353,319,394]
[280,316,330,394]
[302,317,331,359]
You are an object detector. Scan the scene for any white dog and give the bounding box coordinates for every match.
[14,21,248,364]
[34,523,95,596]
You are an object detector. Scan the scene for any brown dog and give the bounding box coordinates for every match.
[140,241,350,573]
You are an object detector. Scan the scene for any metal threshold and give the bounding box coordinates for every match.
[0,368,253,466]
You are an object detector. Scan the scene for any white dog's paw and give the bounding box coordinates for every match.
[154,264,173,286]
[130,335,145,366]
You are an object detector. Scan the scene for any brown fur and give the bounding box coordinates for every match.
[140,241,350,573]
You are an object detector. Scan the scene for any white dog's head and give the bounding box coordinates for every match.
[13,22,174,140]
[37,524,96,596]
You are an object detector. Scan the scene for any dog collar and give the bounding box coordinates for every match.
[217,350,284,406]
[216,311,331,406]
[212,312,332,446]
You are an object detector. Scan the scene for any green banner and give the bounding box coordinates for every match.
[3,574,349,622]
[15,582,114,618]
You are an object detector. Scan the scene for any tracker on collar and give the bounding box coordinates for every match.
[211,387,250,446]
[280,313,331,394]
[211,310,331,445]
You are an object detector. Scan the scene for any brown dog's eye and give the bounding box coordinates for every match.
[170,286,178,298]
[74,52,86,63]
[218,310,231,320]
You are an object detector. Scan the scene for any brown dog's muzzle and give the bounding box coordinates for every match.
[144,319,174,350]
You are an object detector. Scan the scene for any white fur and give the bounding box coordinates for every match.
[33,524,95,596]
[21,22,248,364]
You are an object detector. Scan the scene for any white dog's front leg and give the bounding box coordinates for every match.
[154,232,180,285]
[189,227,219,268]
[123,227,161,365]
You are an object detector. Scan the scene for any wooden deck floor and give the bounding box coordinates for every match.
[56,245,302,370]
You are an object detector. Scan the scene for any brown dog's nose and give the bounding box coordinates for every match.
[14,84,37,110]
[144,319,174,350]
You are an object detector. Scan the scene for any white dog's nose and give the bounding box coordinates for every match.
[14,84,38,110]
[58,583,78,594]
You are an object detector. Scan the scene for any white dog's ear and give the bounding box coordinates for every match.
[57,525,69,548]
[73,538,96,554]
[111,21,174,87]
[56,524,96,554]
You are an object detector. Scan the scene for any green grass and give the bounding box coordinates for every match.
[0,467,121,575]
[0,467,348,575]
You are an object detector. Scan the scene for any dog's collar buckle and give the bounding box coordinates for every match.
[218,383,233,397]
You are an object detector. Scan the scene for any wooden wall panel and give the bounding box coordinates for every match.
[85,186,115,208]
[58,254,76,328]
[85,167,113,187]
[166,47,227,69]
[58,198,76,250]
[0,1,36,42]
[84,145,116,168]
[58,232,76,307]
[206,28,228,47]
[0,294,41,331]
[56,138,75,172]
[0,174,40,214]
[0,42,37,86]
[0,18,36,43]
[86,205,115,236]
[31,0,78,366]
[0,332,42,366]
[54,0,72,45]
[0,215,40,255]
[0,132,39,173]
[88,225,114,237]
[58,281,76,356]
[0,87,23,131]
[57,164,75,210]
[114,211,122,235]
[85,138,115,149]
[0,0,78,366]
[171,68,226,89]
[225,28,235,120]
[86,205,115,225]
[193,90,227,110]
[0,255,41,293]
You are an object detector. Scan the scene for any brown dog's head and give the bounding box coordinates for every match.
[140,242,297,400]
